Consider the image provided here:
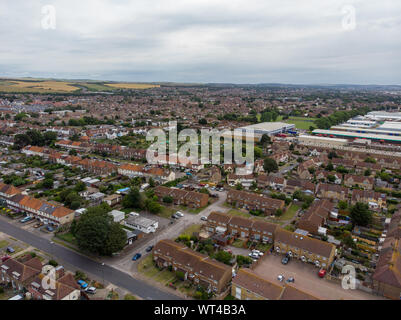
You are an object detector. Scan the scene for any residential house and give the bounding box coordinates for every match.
[372,237,401,300]
[28,266,81,300]
[227,189,285,216]
[351,189,386,211]
[316,183,349,201]
[232,268,320,300]
[284,179,315,195]
[0,256,42,292]
[344,174,374,190]
[297,199,334,235]
[153,239,232,294]
[257,174,286,191]
[274,228,336,269]
[154,186,209,208]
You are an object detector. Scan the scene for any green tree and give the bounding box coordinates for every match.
[263,157,278,173]
[74,205,126,255]
[215,251,233,265]
[122,188,143,209]
[350,202,372,226]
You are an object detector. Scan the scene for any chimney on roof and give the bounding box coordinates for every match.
[55,266,65,280]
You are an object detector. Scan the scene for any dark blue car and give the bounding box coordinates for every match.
[132,253,142,261]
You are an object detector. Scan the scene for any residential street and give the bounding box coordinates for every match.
[105,191,229,274]
[0,216,180,300]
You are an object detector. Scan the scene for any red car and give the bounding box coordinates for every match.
[318,269,326,278]
[1,255,11,262]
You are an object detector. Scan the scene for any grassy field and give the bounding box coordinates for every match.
[0,78,160,93]
[284,117,317,130]
[0,80,79,93]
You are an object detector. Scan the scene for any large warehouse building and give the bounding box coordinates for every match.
[238,122,295,136]
[312,129,401,144]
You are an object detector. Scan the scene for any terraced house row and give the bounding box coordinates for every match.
[0,183,74,226]
[206,211,336,268]
[153,239,232,294]
[227,189,286,215]
[232,268,319,300]
[372,210,401,299]
[206,211,278,243]
[154,186,209,208]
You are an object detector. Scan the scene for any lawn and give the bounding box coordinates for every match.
[277,204,300,221]
[0,240,9,248]
[56,232,77,246]
[180,224,202,237]
[227,208,265,220]
[158,206,176,219]
[231,239,245,249]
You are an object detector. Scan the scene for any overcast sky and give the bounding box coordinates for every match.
[0,0,400,84]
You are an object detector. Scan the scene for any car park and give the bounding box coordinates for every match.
[132,253,142,261]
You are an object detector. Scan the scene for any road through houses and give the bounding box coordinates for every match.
[0,216,179,300]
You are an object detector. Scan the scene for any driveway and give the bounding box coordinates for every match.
[253,253,384,300]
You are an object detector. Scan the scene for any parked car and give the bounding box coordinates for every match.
[277,274,284,282]
[281,256,289,265]
[252,249,263,257]
[77,280,88,289]
[200,216,208,221]
[6,247,15,253]
[146,245,154,252]
[175,211,184,217]
[249,252,260,259]
[34,222,44,228]
[20,216,33,223]
[1,255,11,262]
[318,269,326,278]
[132,253,142,261]
[46,226,54,232]
[85,287,97,294]
[286,277,295,283]
[171,214,179,219]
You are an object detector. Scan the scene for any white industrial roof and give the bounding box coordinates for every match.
[312,129,401,142]
[239,122,295,132]
[298,134,348,143]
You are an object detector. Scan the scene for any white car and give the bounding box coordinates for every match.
[252,250,263,256]
[86,287,97,294]
[248,253,260,259]
[277,274,285,282]
[175,211,184,217]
